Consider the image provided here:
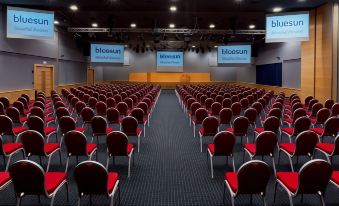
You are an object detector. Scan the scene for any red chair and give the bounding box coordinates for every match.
[9,160,68,206]
[27,116,57,143]
[199,116,219,152]
[74,161,120,206]
[282,116,311,143]
[91,116,114,143]
[274,159,332,206]
[0,135,23,171]
[251,102,263,118]
[5,106,28,126]
[255,116,280,137]
[0,102,4,115]
[124,97,134,110]
[137,102,151,126]
[19,130,61,172]
[192,108,208,137]
[13,101,29,116]
[310,108,330,127]
[278,130,318,172]
[64,131,97,172]
[204,98,214,110]
[88,97,98,110]
[324,99,335,110]
[231,102,242,117]
[222,98,232,108]
[307,102,323,117]
[30,107,55,126]
[226,116,250,144]
[243,131,277,172]
[121,116,142,152]
[59,116,85,137]
[107,97,116,108]
[188,102,201,126]
[96,101,107,116]
[332,103,339,117]
[130,108,147,137]
[80,107,95,129]
[219,108,233,129]
[315,134,339,163]
[244,108,257,129]
[116,102,129,116]
[224,160,270,206]
[240,98,249,110]
[283,108,306,127]
[106,131,134,178]
[0,115,28,142]
[0,97,10,109]
[207,132,235,178]
[209,102,222,116]
[310,117,339,142]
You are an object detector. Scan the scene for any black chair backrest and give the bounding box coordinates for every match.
[106,131,129,156]
[9,160,46,196]
[64,131,88,156]
[74,161,109,195]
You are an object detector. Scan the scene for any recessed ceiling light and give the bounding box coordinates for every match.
[54,20,59,25]
[249,24,256,29]
[130,23,136,28]
[235,0,243,2]
[273,7,283,12]
[92,23,98,27]
[297,0,306,2]
[214,45,218,48]
[124,45,128,48]
[70,5,78,11]
[209,24,215,29]
[192,45,196,48]
[169,23,175,28]
[170,6,177,12]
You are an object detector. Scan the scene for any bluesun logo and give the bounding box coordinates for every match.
[221,49,248,55]
[13,14,49,25]
[160,54,181,59]
[271,19,304,28]
[96,47,122,54]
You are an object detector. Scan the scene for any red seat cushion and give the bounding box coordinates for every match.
[310,128,323,135]
[316,143,334,154]
[45,172,66,195]
[192,118,197,123]
[75,127,86,133]
[331,171,339,186]
[19,117,28,123]
[3,143,23,155]
[225,172,238,193]
[44,143,60,155]
[254,128,264,134]
[86,144,97,155]
[107,172,119,194]
[284,111,292,116]
[226,128,234,133]
[24,110,30,115]
[306,111,312,116]
[142,118,148,124]
[45,110,53,115]
[283,118,293,124]
[12,127,28,135]
[0,172,11,187]
[279,143,295,155]
[244,144,256,155]
[45,117,55,123]
[45,127,57,135]
[276,172,298,193]
[106,128,114,134]
[127,144,134,154]
[207,144,215,154]
[137,128,142,136]
[282,128,294,135]
[310,118,316,124]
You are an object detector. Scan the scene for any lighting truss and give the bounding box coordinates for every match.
[67,27,265,35]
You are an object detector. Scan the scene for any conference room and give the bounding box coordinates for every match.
[0,0,338,205]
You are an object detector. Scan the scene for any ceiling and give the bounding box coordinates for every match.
[0,0,328,49]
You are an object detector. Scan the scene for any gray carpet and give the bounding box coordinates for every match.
[1,90,339,205]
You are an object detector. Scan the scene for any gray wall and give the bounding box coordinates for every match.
[0,5,87,91]
[96,49,254,82]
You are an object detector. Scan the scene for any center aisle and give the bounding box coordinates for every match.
[120,90,224,206]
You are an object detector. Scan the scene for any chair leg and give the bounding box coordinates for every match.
[319,192,326,206]
[16,197,21,206]
[231,156,236,172]
[58,150,62,165]
[274,181,278,202]
[143,124,146,137]
[128,155,132,178]
[200,135,203,152]
[138,136,140,152]
[50,195,55,206]
[106,156,110,169]
[210,155,214,179]
[288,156,294,172]
[262,195,267,206]
[288,194,294,206]
[230,195,235,206]
[5,155,12,171]
[65,182,69,203]
[47,156,52,172]
[77,197,81,206]
[193,124,196,137]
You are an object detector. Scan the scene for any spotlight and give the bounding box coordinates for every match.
[70,5,78,11]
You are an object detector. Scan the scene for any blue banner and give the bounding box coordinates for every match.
[157,51,184,67]
[91,44,124,63]
[217,45,251,64]
[7,7,54,39]
[266,12,309,43]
